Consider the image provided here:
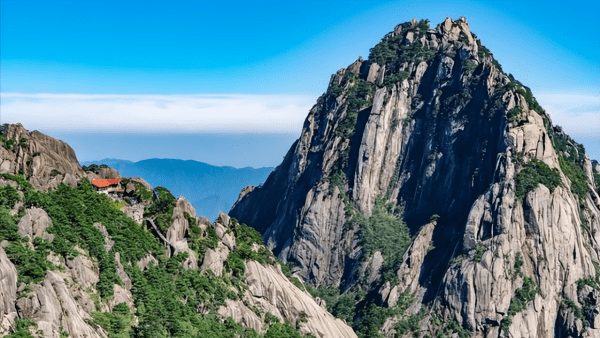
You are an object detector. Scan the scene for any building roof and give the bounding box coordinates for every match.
[92,178,121,188]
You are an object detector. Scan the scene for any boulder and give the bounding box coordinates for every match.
[17,207,54,242]
[137,254,158,270]
[200,244,230,276]
[366,62,381,83]
[98,167,119,179]
[62,173,78,187]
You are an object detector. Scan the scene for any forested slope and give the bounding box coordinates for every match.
[0,123,356,338]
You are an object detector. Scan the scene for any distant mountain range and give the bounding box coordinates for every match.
[81,158,273,220]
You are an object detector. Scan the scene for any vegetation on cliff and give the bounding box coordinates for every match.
[514,158,561,202]
[0,172,316,337]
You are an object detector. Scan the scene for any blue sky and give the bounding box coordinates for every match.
[2,0,599,166]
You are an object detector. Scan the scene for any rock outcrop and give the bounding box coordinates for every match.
[0,123,86,190]
[17,208,54,242]
[243,260,357,338]
[16,271,105,338]
[204,215,358,337]
[165,197,199,269]
[0,247,18,335]
[230,17,600,337]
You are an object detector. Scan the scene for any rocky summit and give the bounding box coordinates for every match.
[230,17,600,337]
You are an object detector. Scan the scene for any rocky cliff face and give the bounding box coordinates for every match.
[0,124,356,337]
[230,17,600,337]
[0,124,87,190]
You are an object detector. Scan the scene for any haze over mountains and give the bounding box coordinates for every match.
[81,158,273,220]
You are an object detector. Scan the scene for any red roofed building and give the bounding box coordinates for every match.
[91,178,123,195]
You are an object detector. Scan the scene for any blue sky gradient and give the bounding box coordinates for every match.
[4,0,599,95]
[2,0,599,167]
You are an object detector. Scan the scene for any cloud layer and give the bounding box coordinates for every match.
[3,92,599,140]
[536,93,600,138]
[2,93,317,134]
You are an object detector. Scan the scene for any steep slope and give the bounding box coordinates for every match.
[0,124,356,338]
[230,17,600,337]
[81,158,273,220]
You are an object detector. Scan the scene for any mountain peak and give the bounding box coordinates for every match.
[230,16,600,337]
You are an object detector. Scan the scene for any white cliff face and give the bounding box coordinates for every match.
[16,271,107,338]
[165,197,199,269]
[381,222,436,309]
[230,17,600,337]
[281,183,358,286]
[243,260,358,338]
[354,82,412,216]
[0,247,18,335]
[203,215,358,338]
[436,182,599,337]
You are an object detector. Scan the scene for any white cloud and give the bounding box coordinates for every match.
[536,93,600,138]
[2,93,318,134]
[4,92,598,140]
